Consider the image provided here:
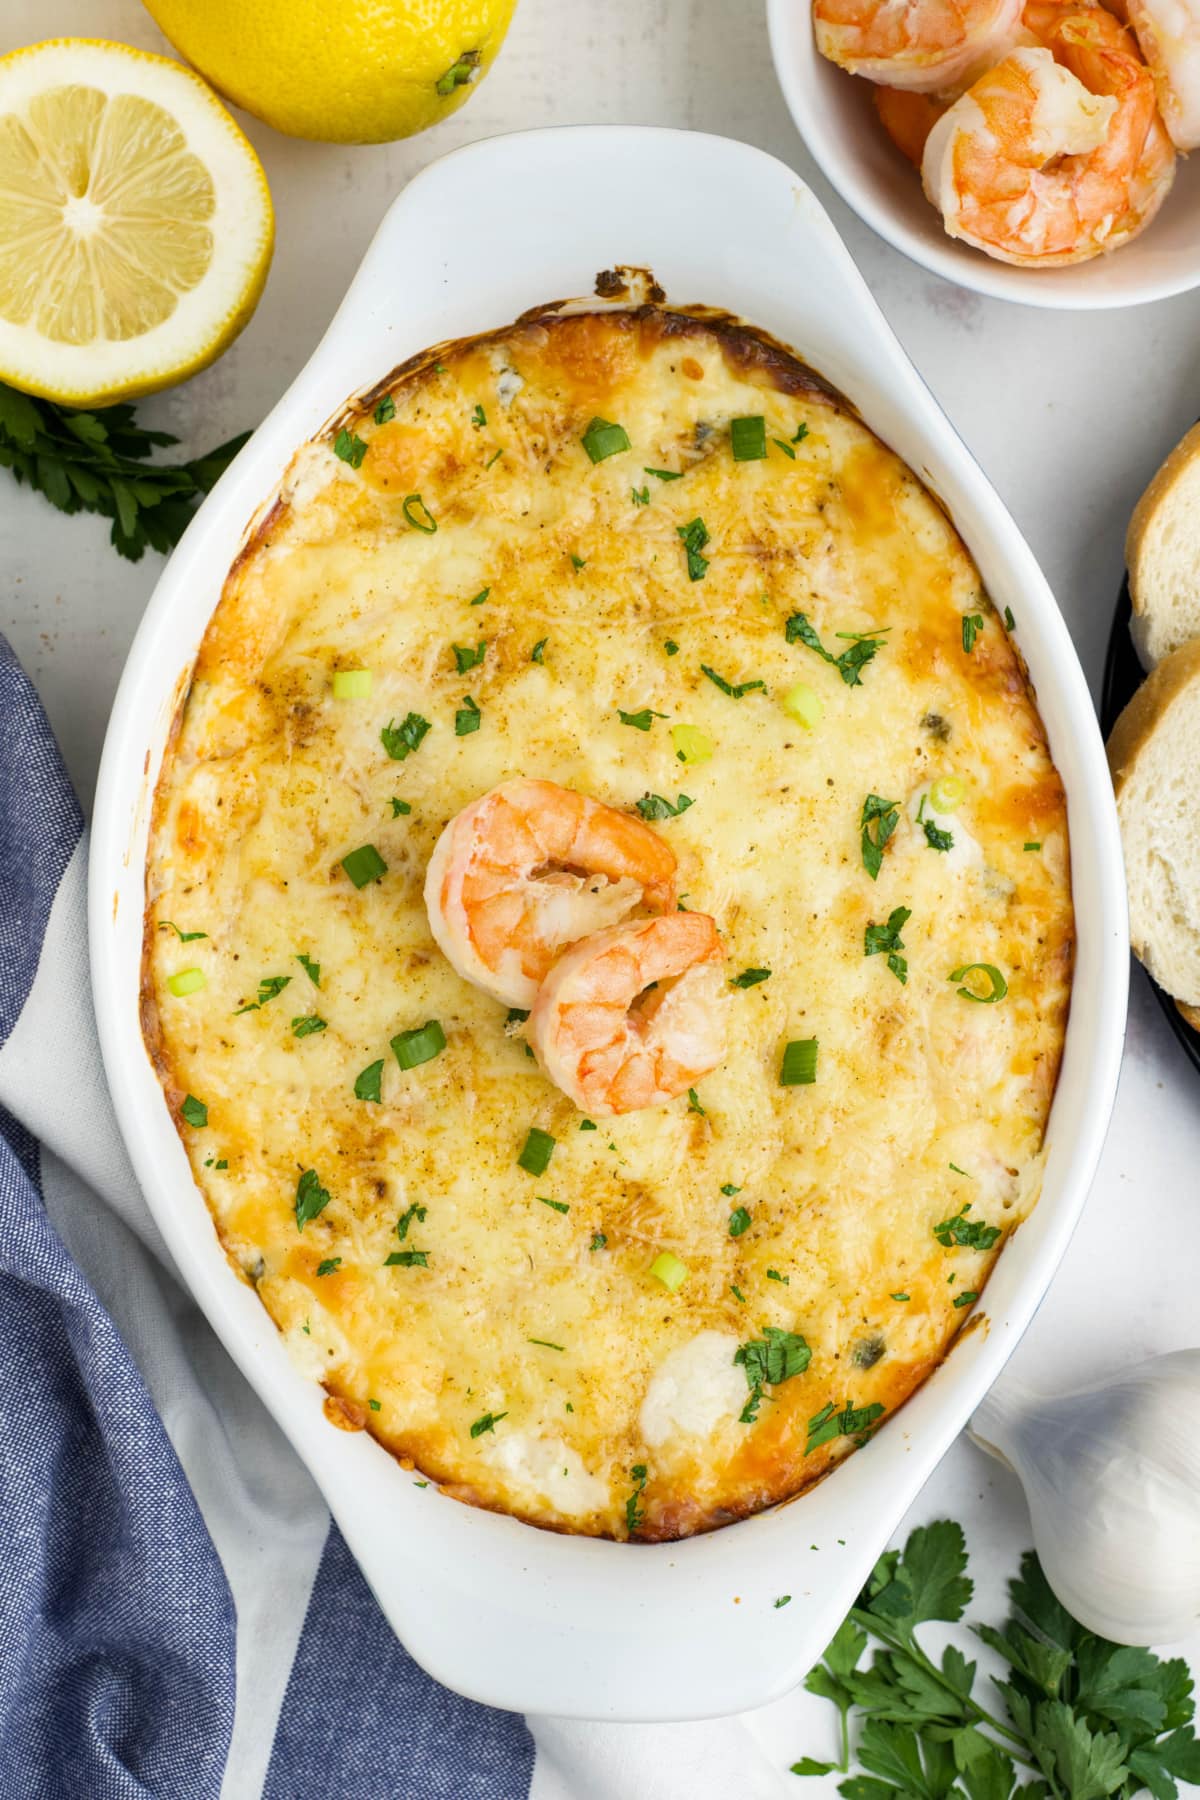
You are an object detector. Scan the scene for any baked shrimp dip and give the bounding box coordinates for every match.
[143,303,1073,1540]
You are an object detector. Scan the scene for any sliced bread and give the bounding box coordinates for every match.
[1107,637,1200,1006]
[1127,421,1200,669]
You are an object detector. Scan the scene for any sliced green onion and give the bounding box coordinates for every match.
[670,723,713,765]
[332,668,372,699]
[341,843,387,888]
[929,775,965,813]
[780,1038,819,1086]
[1024,841,1042,852]
[581,417,630,463]
[518,1127,556,1176]
[167,968,206,997]
[650,1250,689,1292]
[180,1095,207,1128]
[782,682,823,729]
[402,493,437,533]
[730,415,766,461]
[949,963,1008,1004]
[391,1020,446,1069]
[354,1060,384,1103]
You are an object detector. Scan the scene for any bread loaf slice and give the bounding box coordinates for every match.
[1126,422,1200,668]
[1107,638,1200,1006]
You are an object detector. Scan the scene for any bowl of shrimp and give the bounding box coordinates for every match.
[768,0,1200,305]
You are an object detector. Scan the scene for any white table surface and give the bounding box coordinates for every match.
[4,0,1199,1784]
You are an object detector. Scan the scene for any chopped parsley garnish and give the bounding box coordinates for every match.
[159,920,207,942]
[341,843,387,888]
[296,952,321,986]
[677,516,710,581]
[1004,606,1016,631]
[773,437,796,459]
[471,403,486,428]
[469,586,490,605]
[625,1463,649,1534]
[934,1204,1001,1251]
[570,553,586,570]
[452,640,487,674]
[730,1284,746,1303]
[234,974,291,1014]
[373,394,395,424]
[295,1169,331,1231]
[579,1119,597,1131]
[731,967,771,988]
[805,1398,885,1455]
[793,423,810,444]
[687,1087,706,1115]
[530,637,547,663]
[729,1206,752,1237]
[506,1006,530,1026]
[484,448,503,470]
[528,1338,565,1352]
[891,1291,910,1302]
[618,708,665,731]
[455,696,481,736]
[537,1195,569,1214]
[354,1059,384,1102]
[581,417,630,463]
[953,1290,979,1308]
[664,639,679,655]
[590,1232,607,1251]
[470,1410,507,1438]
[861,793,900,881]
[949,962,1008,1003]
[180,1095,207,1128]
[949,1163,971,1176]
[730,415,766,461]
[780,1038,819,1086]
[701,664,765,698]
[368,1398,381,1411]
[380,712,431,761]
[384,1249,429,1268]
[924,819,954,852]
[864,906,911,984]
[645,466,683,481]
[774,1595,792,1609]
[402,493,437,534]
[435,50,480,94]
[735,1327,811,1424]
[636,792,694,820]
[316,1258,342,1276]
[767,1268,790,1284]
[291,1015,327,1038]
[962,612,984,653]
[389,798,411,817]
[786,612,887,687]
[391,1020,446,1070]
[333,427,367,469]
[518,1128,556,1176]
[395,1202,427,1242]
[632,484,650,506]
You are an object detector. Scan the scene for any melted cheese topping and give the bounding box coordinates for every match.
[144,308,1073,1540]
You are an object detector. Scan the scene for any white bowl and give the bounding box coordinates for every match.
[89,125,1128,1721]
[768,0,1200,308]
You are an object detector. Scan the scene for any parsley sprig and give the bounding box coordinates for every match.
[0,381,248,561]
[786,612,889,687]
[796,1519,1200,1800]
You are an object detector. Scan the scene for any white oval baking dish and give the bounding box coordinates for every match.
[89,126,1128,1723]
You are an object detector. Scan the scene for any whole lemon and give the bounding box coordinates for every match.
[140,0,517,144]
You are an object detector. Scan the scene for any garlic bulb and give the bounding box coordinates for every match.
[969,1350,1200,1645]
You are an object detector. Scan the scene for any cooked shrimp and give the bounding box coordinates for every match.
[1127,0,1200,147]
[875,87,949,163]
[530,914,728,1117]
[424,779,678,1008]
[814,0,1025,92]
[922,6,1176,266]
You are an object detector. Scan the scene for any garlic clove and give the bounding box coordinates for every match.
[970,1350,1200,1646]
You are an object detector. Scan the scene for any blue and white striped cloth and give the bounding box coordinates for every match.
[0,631,793,1800]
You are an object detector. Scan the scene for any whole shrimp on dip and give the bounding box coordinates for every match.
[144,305,1073,1540]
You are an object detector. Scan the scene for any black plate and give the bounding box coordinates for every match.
[1102,580,1200,1075]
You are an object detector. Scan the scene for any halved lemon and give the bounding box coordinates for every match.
[0,39,273,406]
